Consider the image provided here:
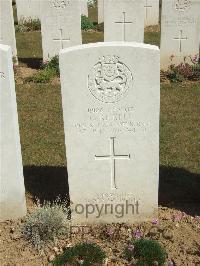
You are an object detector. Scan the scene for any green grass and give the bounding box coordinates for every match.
[16,32,42,59]
[160,82,200,172]
[15,30,159,62]
[16,84,66,167]
[16,82,200,174]
[88,5,98,23]
[144,31,160,47]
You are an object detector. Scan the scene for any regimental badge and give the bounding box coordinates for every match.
[88,55,133,103]
[49,0,68,9]
[174,0,192,12]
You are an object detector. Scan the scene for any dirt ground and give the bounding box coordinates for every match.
[0,196,199,266]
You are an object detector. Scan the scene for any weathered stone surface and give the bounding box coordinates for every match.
[160,0,200,69]
[0,0,17,59]
[80,0,88,16]
[104,0,145,42]
[98,0,104,24]
[144,0,159,26]
[0,44,26,222]
[41,0,82,60]
[60,42,160,224]
[16,0,41,20]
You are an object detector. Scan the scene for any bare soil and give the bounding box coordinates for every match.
[0,197,199,266]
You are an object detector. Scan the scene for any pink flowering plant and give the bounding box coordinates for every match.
[133,229,143,239]
[164,54,200,82]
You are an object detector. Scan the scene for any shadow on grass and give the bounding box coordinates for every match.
[23,166,69,204]
[23,165,200,216]
[159,165,200,216]
[19,58,42,69]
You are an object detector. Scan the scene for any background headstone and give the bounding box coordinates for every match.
[16,0,41,20]
[160,0,200,69]
[98,0,104,24]
[60,42,160,224]
[80,0,88,17]
[0,44,26,222]
[144,0,159,26]
[41,0,82,60]
[0,0,17,60]
[104,0,145,42]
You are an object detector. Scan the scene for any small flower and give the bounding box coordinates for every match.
[173,212,183,222]
[43,60,49,65]
[133,229,142,239]
[152,261,159,266]
[152,218,158,225]
[168,259,174,266]
[127,244,134,252]
[106,228,114,237]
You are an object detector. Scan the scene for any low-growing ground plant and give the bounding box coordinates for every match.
[42,55,60,76]
[124,239,166,265]
[53,242,106,266]
[22,199,70,250]
[15,17,41,32]
[162,54,200,83]
[81,15,94,31]
[26,55,59,83]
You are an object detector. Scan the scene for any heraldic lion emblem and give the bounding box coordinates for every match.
[88,55,133,103]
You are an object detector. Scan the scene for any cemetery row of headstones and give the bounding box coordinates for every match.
[98,0,160,27]
[0,40,160,223]
[1,0,199,69]
[0,0,199,223]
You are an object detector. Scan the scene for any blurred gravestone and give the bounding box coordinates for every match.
[0,0,17,60]
[16,0,41,20]
[0,44,26,221]
[104,0,145,42]
[160,0,200,69]
[144,0,159,26]
[41,0,82,60]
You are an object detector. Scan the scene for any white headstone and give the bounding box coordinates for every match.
[80,0,88,17]
[98,0,104,24]
[0,0,17,60]
[16,0,41,20]
[104,0,145,42]
[160,0,200,69]
[60,42,160,224]
[0,44,26,222]
[144,0,159,26]
[41,0,82,60]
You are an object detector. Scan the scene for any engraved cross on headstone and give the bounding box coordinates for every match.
[173,30,188,53]
[95,137,131,190]
[27,0,31,8]
[53,28,70,49]
[115,12,133,41]
[144,0,152,20]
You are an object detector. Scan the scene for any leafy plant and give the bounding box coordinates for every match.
[15,18,41,32]
[42,55,60,76]
[124,239,166,266]
[26,56,60,83]
[81,15,94,31]
[53,242,106,266]
[27,68,57,83]
[22,200,70,250]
